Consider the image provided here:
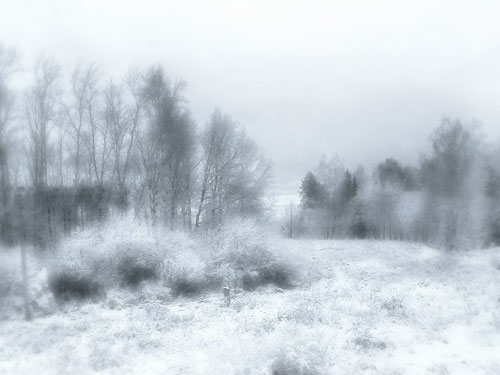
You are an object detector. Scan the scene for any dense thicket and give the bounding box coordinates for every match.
[297,119,500,249]
[0,44,271,247]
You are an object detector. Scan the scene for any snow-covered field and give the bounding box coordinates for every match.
[1,239,500,374]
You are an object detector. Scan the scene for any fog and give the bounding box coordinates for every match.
[2,0,500,189]
[3,3,500,374]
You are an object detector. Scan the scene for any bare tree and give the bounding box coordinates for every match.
[77,67,111,187]
[105,73,150,207]
[195,109,270,228]
[418,119,484,248]
[0,45,32,320]
[63,63,100,187]
[24,58,61,188]
[123,68,148,214]
[0,44,19,205]
[135,66,192,226]
[105,80,127,192]
[195,109,237,228]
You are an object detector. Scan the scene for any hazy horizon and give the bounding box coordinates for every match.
[2,0,500,190]
[3,3,500,373]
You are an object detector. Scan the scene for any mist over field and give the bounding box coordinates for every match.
[1,1,500,374]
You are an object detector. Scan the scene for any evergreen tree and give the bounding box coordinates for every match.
[350,200,367,239]
[300,171,326,209]
[351,175,359,197]
[340,170,357,205]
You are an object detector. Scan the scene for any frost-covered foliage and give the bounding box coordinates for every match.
[49,271,101,302]
[0,53,272,248]
[48,217,201,296]
[1,240,500,374]
[199,218,297,291]
[296,119,500,250]
[1,216,297,314]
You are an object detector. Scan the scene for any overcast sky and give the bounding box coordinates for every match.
[2,0,500,190]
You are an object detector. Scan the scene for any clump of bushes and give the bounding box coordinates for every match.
[241,263,294,291]
[117,256,157,288]
[214,245,295,291]
[259,262,294,289]
[47,253,156,305]
[241,270,261,291]
[83,242,164,290]
[163,241,296,296]
[48,270,101,302]
[167,256,295,297]
[46,218,296,305]
[169,275,206,297]
[225,245,275,271]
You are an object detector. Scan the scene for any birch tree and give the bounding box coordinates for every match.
[63,63,100,187]
[24,58,61,188]
[136,66,194,226]
[0,45,32,320]
[0,44,18,206]
[195,109,270,228]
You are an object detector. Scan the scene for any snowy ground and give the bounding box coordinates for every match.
[1,240,500,374]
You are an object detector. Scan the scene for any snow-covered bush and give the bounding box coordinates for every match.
[3,216,295,315]
[164,220,290,296]
[258,262,294,289]
[117,256,158,288]
[169,273,206,297]
[239,259,295,291]
[52,216,197,295]
[48,270,101,302]
[199,219,297,290]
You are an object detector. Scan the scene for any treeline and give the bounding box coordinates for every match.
[0,44,271,247]
[296,119,500,249]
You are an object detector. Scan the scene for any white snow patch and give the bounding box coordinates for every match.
[1,239,500,374]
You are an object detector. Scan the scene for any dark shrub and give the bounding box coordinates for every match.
[260,263,293,289]
[203,271,224,290]
[350,219,368,239]
[49,271,101,302]
[242,263,294,291]
[170,276,205,297]
[242,271,261,291]
[118,257,157,288]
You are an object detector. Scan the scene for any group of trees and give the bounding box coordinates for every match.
[0,44,271,247]
[297,159,365,240]
[297,118,500,249]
